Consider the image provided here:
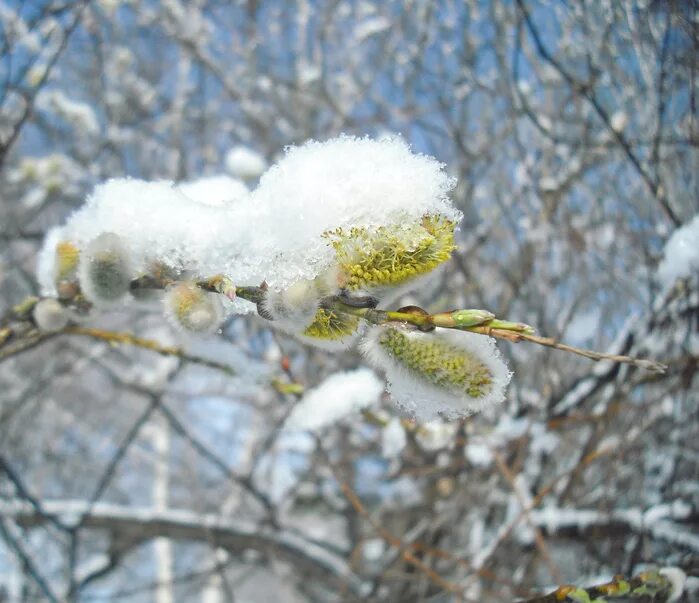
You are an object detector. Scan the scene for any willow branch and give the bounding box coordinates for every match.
[325,301,667,373]
[469,328,667,373]
[1,278,666,374]
[0,322,236,374]
[64,327,236,374]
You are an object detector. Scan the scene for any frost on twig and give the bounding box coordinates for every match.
[6,135,665,422]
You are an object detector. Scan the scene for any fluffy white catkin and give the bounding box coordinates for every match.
[361,325,511,421]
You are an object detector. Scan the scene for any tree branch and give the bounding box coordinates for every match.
[527,504,699,554]
[0,499,367,596]
[515,0,681,226]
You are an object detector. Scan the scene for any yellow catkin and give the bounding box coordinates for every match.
[55,241,80,282]
[165,282,222,333]
[303,308,360,340]
[323,215,456,291]
[378,327,493,398]
[170,282,202,316]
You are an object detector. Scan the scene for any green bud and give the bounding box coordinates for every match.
[484,319,535,334]
[433,309,495,328]
[206,274,237,301]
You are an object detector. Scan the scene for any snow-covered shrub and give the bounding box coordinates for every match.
[35,135,514,421]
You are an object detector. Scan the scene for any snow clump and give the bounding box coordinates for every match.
[225,145,267,180]
[38,135,459,297]
[657,214,699,288]
[177,175,248,206]
[284,368,384,431]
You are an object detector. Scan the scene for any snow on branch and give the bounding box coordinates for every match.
[529,503,699,555]
[0,499,367,594]
[37,135,459,299]
[0,135,663,423]
[657,213,699,289]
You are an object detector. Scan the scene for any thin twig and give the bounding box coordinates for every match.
[0,456,69,532]
[0,329,56,361]
[0,517,61,603]
[317,445,465,600]
[157,402,277,520]
[467,327,667,373]
[64,327,237,374]
[327,301,667,373]
[491,451,562,584]
[81,396,161,519]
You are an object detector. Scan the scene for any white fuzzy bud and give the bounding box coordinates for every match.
[163,282,223,334]
[33,299,69,332]
[314,265,341,296]
[79,232,133,304]
[260,271,366,351]
[261,279,320,324]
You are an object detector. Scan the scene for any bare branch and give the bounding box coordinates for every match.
[0,516,60,603]
[0,499,367,596]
